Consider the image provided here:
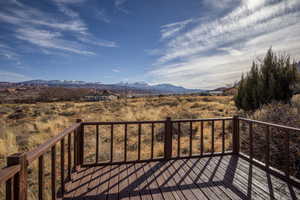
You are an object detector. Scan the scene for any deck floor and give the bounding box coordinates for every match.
[63,155,300,200]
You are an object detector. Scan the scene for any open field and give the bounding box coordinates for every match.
[0,95,236,199]
[1,95,300,199]
[0,95,237,166]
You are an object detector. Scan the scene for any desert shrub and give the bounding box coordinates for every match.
[157,100,179,107]
[190,103,202,109]
[202,97,212,102]
[0,106,14,114]
[240,98,300,177]
[7,110,26,119]
[235,48,298,111]
[59,111,76,116]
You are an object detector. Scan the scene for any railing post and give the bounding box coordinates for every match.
[232,115,240,155]
[164,117,172,160]
[7,153,28,200]
[75,119,83,168]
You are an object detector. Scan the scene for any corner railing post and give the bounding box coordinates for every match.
[75,119,83,168]
[232,115,240,155]
[164,117,172,160]
[7,153,28,200]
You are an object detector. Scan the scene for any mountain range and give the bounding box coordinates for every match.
[16,80,206,94]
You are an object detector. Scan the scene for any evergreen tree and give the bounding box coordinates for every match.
[234,48,297,111]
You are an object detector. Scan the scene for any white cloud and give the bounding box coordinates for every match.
[150,0,300,89]
[95,9,111,23]
[16,28,95,55]
[161,19,194,40]
[112,69,120,73]
[78,35,118,48]
[0,0,118,56]
[115,0,130,14]
[0,70,31,82]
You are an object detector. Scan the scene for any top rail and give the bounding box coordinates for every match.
[238,117,300,132]
[82,117,233,126]
[26,122,81,163]
[82,120,165,125]
[172,117,233,123]
[0,165,21,184]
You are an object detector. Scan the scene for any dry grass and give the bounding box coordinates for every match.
[0,95,236,199]
[240,95,300,177]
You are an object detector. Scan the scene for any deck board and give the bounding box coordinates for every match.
[63,155,300,200]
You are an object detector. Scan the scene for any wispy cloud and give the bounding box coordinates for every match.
[0,43,19,60]
[151,0,300,89]
[0,70,31,82]
[78,34,118,48]
[112,69,120,73]
[0,0,117,57]
[114,0,130,14]
[16,28,95,55]
[160,19,194,40]
[95,9,111,23]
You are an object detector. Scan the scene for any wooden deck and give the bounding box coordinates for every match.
[63,155,300,200]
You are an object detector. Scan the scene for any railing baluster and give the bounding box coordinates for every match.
[177,122,181,158]
[38,155,44,200]
[110,124,114,163]
[96,125,99,164]
[249,122,253,161]
[7,153,28,200]
[76,119,83,167]
[51,145,56,200]
[124,124,128,162]
[164,117,172,159]
[285,131,290,176]
[265,126,270,169]
[211,120,214,153]
[73,131,77,169]
[6,178,13,200]
[189,122,193,157]
[60,139,65,196]
[151,123,154,159]
[138,124,142,160]
[201,121,204,156]
[233,116,240,154]
[67,134,71,180]
[222,120,225,154]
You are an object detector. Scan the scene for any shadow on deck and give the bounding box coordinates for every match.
[63,155,300,200]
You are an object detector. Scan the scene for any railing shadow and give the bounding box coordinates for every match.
[61,155,300,200]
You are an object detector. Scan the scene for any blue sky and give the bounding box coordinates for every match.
[0,0,300,89]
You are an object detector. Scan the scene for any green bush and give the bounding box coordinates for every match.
[235,48,298,111]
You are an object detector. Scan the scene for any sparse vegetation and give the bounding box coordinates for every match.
[239,95,300,177]
[0,95,236,199]
[235,48,298,111]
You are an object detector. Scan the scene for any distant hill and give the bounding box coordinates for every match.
[17,80,206,94]
[116,82,205,94]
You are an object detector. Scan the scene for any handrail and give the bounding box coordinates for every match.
[172,117,233,123]
[237,116,300,188]
[83,120,165,125]
[26,122,81,163]
[82,117,233,126]
[0,165,21,184]
[238,117,300,132]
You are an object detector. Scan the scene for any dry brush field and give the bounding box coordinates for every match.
[0,95,237,199]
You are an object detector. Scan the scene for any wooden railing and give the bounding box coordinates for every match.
[81,117,234,165]
[1,120,81,200]
[237,117,300,188]
[1,116,300,199]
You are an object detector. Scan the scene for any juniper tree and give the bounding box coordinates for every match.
[234,48,298,111]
